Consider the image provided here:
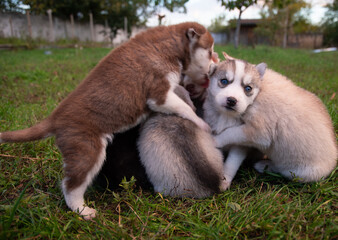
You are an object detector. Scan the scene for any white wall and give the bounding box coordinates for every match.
[0,12,147,44]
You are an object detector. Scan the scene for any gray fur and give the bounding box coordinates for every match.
[174,85,196,111]
[138,113,226,198]
[256,63,267,78]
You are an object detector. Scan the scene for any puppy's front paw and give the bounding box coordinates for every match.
[220,177,231,191]
[79,207,97,220]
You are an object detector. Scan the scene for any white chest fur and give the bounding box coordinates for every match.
[203,96,242,135]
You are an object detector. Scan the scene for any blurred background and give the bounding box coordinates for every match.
[0,0,337,49]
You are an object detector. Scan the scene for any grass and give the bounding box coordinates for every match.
[0,45,337,239]
[0,37,110,49]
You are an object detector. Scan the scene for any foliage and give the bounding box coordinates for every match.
[151,0,189,13]
[292,14,319,34]
[322,0,338,46]
[218,0,257,48]
[0,0,23,12]
[218,0,256,11]
[0,46,337,239]
[208,14,228,33]
[255,0,310,47]
[21,0,100,21]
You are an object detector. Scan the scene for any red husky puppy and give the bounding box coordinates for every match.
[0,22,215,219]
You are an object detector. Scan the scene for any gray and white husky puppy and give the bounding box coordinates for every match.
[205,53,337,188]
[138,83,227,198]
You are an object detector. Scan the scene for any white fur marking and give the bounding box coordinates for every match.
[242,75,252,86]
[235,61,245,82]
[184,48,212,81]
[167,71,181,85]
[222,147,247,189]
[62,134,109,219]
[147,72,210,131]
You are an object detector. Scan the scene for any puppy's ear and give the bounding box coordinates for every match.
[212,52,219,63]
[208,63,217,77]
[186,28,201,42]
[256,63,267,79]
[222,52,235,61]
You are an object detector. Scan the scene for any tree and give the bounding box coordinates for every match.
[322,0,338,46]
[150,0,189,13]
[262,0,309,47]
[150,0,189,25]
[218,0,257,48]
[292,14,318,34]
[208,14,228,33]
[255,0,309,47]
[0,0,24,12]
[100,0,150,36]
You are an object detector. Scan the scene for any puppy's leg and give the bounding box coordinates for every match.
[148,89,210,132]
[222,147,247,190]
[214,125,270,150]
[58,132,110,220]
[254,160,316,182]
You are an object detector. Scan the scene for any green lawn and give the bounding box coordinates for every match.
[0,46,337,239]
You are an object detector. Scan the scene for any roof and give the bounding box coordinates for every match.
[229,18,263,27]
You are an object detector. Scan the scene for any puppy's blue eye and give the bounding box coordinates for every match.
[244,86,252,92]
[220,79,229,85]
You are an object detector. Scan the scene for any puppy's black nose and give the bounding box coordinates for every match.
[227,97,237,107]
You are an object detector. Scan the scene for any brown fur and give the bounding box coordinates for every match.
[0,22,214,218]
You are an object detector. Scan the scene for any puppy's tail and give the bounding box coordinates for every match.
[0,119,53,143]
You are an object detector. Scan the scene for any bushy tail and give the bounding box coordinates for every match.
[0,119,52,143]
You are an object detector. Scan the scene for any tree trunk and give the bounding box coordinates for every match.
[282,7,289,48]
[234,10,243,49]
[89,12,95,42]
[9,16,14,37]
[47,9,54,42]
[70,14,75,40]
[26,10,32,39]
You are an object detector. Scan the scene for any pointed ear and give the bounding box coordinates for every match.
[212,52,219,63]
[208,63,217,77]
[222,52,235,61]
[256,63,267,78]
[186,28,201,42]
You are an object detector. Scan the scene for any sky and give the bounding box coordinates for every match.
[146,0,333,27]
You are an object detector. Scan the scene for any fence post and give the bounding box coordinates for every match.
[26,10,32,39]
[47,9,54,42]
[124,17,128,35]
[70,14,75,39]
[9,16,14,37]
[89,12,95,41]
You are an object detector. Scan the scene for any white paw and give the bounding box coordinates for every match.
[220,178,231,191]
[254,160,270,173]
[79,207,97,220]
[220,180,231,192]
